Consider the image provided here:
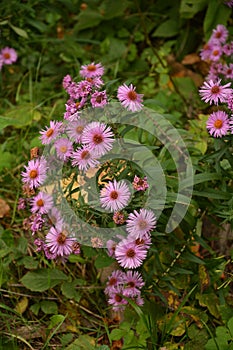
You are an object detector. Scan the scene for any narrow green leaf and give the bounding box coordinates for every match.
[9,23,28,38]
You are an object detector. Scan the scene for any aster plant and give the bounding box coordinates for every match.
[20,62,158,312]
[199,24,233,139]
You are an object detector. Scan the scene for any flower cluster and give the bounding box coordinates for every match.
[0,47,17,70]
[20,62,156,311]
[104,270,145,311]
[199,24,233,138]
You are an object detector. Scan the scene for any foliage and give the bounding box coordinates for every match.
[0,0,233,349]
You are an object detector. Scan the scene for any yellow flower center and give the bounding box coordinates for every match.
[214,119,223,129]
[29,170,38,179]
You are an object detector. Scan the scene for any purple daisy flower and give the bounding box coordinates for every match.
[45,227,76,257]
[82,121,114,156]
[54,138,73,161]
[47,207,64,228]
[86,76,104,89]
[126,208,156,239]
[80,62,104,78]
[123,271,145,297]
[22,157,47,189]
[62,74,72,90]
[30,191,53,214]
[105,270,125,295]
[1,47,17,65]
[206,110,230,137]
[209,45,223,62]
[71,146,99,171]
[90,90,107,108]
[199,79,232,105]
[107,285,128,312]
[222,64,233,80]
[66,119,86,143]
[200,42,214,61]
[224,0,233,8]
[210,24,228,44]
[115,238,148,269]
[100,179,131,212]
[134,233,152,248]
[29,213,45,234]
[76,80,92,97]
[117,83,143,112]
[40,120,63,145]
[106,239,117,257]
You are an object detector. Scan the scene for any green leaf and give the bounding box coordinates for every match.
[75,9,103,31]
[94,252,114,269]
[61,279,81,302]
[21,269,68,292]
[180,0,208,19]
[110,328,127,341]
[40,300,58,315]
[8,23,29,38]
[0,150,15,171]
[66,334,96,350]
[152,19,179,37]
[30,302,41,316]
[48,314,65,329]
[204,0,232,40]
[2,104,40,128]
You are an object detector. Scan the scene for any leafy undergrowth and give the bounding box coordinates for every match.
[1,1,233,349]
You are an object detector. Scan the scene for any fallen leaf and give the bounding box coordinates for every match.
[181,53,201,65]
[0,198,10,218]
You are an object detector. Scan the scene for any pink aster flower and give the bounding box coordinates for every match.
[1,47,17,65]
[227,94,233,111]
[134,233,152,248]
[66,119,86,143]
[209,45,223,62]
[222,64,233,80]
[199,79,232,105]
[90,90,107,108]
[22,157,47,189]
[222,43,233,56]
[29,213,45,234]
[48,207,64,228]
[76,80,92,97]
[115,238,148,269]
[100,179,131,212]
[200,42,214,61]
[86,76,104,89]
[80,62,104,78]
[123,271,145,297]
[39,121,63,145]
[117,83,144,112]
[224,0,233,8]
[126,208,156,239]
[105,270,125,295]
[82,121,114,156]
[107,285,128,312]
[132,175,149,191]
[210,24,228,44]
[71,146,99,171]
[45,227,76,257]
[106,239,117,257]
[206,110,230,137]
[54,138,73,161]
[62,74,72,90]
[30,191,53,214]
